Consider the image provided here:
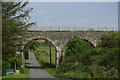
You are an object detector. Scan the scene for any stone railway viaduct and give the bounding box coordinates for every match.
[23,30,112,67]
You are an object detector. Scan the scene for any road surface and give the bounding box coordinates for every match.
[27,51,54,78]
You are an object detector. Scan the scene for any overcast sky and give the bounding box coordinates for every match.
[28,2,118,31]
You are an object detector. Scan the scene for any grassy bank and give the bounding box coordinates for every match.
[35,46,56,65]
[2,68,29,79]
[2,59,30,79]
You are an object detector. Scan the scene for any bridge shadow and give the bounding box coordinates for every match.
[40,61,56,69]
[25,62,31,65]
[27,65,43,69]
[25,62,44,69]
[26,62,56,70]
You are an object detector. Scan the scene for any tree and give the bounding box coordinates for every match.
[2,2,35,75]
[2,2,35,40]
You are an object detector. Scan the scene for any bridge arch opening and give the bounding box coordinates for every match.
[61,36,95,62]
[62,37,95,51]
[80,39,95,48]
[24,36,57,67]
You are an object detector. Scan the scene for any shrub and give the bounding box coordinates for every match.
[59,36,94,72]
[97,31,120,48]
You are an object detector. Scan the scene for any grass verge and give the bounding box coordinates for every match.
[2,68,29,79]
[2,59,30,80]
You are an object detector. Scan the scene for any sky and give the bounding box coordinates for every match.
[27,2,118,31]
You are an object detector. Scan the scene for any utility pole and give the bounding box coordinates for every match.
[21,45,25,68]
[49,43,52,65]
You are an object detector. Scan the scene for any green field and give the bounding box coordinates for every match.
[35,46,56,65]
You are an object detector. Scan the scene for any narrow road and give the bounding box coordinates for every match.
[27,51,54,78]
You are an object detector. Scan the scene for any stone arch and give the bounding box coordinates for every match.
[62,36,95,51]
[26,36,57,50]
[25,36,62,68]
[79,36,96,47]
[60,36,95,67]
